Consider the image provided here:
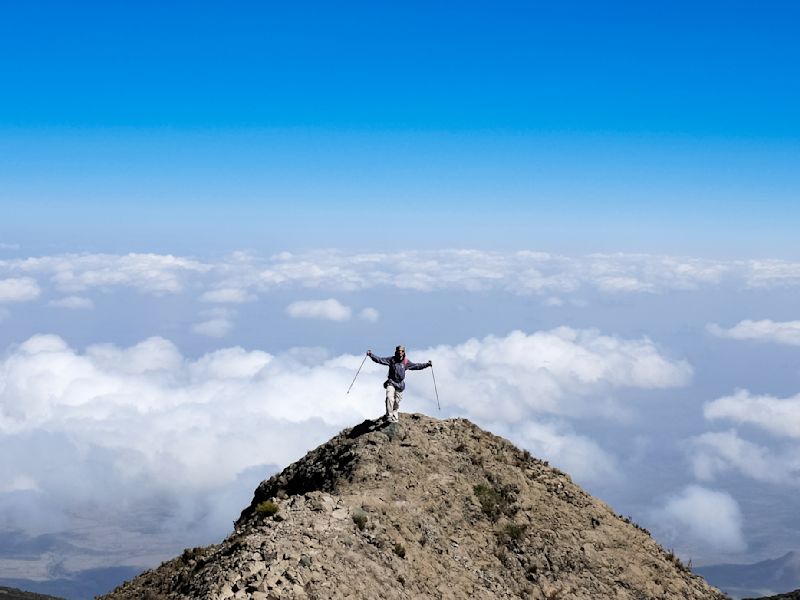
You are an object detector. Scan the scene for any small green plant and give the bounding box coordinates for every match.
[497,521,528,551]
[352,507,368,531]
[503,522,527,541]
[473,481,520,522]
[255,500,280,517]
[473,483,502,520]
[665,548,688,572]
[393,542,406,558]
[620,513,651,535]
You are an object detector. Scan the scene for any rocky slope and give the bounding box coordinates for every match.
[101,414,728,599]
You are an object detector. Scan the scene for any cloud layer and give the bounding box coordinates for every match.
[690,388,800,489]
[0,277,41,303]
[1,253,208,296]
[4,250,800,315]
[0,327,691,569]
[651,485,746,554]
[704,389,800,439]
[421,328,692,422]
[285,298,352,321]
[48,295,94,310]
[689,430,800,486]
[708,319,800,346]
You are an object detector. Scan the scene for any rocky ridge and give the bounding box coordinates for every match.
[101,414,728,599]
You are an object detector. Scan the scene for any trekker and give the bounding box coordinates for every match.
[367,345,432,423]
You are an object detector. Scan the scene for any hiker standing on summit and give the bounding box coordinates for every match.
[367,346,431,423]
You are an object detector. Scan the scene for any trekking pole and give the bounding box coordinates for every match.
[431,365,440,411]
[347,355,368,395]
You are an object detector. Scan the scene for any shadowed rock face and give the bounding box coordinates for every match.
[100,414,729,600]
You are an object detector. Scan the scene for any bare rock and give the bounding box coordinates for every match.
[99,413,729,600]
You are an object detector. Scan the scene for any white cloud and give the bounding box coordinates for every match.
[704,389,800,439]
[508,420,619,485]
[585,253,728,293]
[259,255,372,291]
[199,288,256,304]
[707,320,800,346]
[286,298,352,321]
[189,347,271,379]
[0,327,690,559]
[692,389,800,488]
[594,276,656,293]
[0,277,40,302]
[3,250,800,302]
[0,475,39,493]
[358,307,380,322]
[192,318,234,338]
[2,253,209,295]
[652,485,746,554]
[0,335,375,483]
[87,336,185,375]
[689,430,800,485]
[543,296,564,307]
[421,328,692,422]
[251,250,760,296]
[48,296,94,310]
[744,259,800,288]
[0,242,20,250]
[192,308,236,337]
[199,306,235,319]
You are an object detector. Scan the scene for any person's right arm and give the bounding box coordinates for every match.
[367,350,390,365]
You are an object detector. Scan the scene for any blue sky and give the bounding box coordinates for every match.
[4,129,799,256]
[3,1,799,134]
[3,0,800,256]
[2,3,800,599]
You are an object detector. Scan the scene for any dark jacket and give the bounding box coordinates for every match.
[368,353,429,392]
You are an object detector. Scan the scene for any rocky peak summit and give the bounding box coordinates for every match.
[102,414,727,599]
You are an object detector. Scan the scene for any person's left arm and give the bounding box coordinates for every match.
[406,359,432,370]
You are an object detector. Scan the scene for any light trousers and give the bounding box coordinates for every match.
[385,385,403,423]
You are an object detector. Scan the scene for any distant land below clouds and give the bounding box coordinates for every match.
[696,551,800,600]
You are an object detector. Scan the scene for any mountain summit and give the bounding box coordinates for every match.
[101,414,727,599]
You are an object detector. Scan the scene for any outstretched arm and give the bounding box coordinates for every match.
[406,359,432,370]
[367,350,391,366]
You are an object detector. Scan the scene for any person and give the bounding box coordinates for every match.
[367,345,432,424]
